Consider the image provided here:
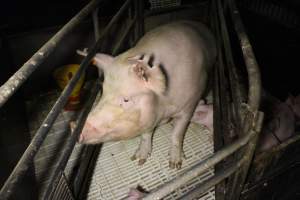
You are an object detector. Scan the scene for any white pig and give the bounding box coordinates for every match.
[77,21,216,169]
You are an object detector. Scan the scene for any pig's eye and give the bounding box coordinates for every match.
[119,97,132,108]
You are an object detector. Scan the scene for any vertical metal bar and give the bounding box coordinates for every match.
[0,0,102,108]
[133,0,144,43]
[221,0,263,199]
[226,2,263,198]
[137,0,145,38]
[92,8,100,41]
[112,18,136,55]
[210,2,225,200]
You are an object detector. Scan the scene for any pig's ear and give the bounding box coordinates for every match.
[93,53,114,71]
[76,49,113,72]
[130,60,166,94]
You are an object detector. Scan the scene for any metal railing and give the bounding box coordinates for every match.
[0,0,262,199]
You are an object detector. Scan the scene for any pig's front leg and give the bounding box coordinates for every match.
[131,131,153,165]
[169,114,192,169]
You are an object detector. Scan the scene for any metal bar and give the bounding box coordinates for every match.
[0,0,102,108]
[112,18,136,55]
[143,125,261,200]
[75,146,100,199]
[229,0,261,110]
[181,158,245,200]
[136,0,144,39]
[144,5,194,17]
[0,0,133,198]
[43,81,101,200]
[217,0,246,127]
[210,1,227,199]
[225,0,263,199]
[92,8,100,41]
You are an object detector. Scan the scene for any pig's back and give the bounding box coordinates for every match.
[130,21,216,116]
[134,21,216,69]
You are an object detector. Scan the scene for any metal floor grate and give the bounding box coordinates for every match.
[26,90,84,199]
[86,123,215,200]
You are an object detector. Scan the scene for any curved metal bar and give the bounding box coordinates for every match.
[225,1,263,199]
[0,0,102,108]
[229,0,261,110]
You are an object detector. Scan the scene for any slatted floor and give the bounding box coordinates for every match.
[86,123,215,200]
[27,90,215,200]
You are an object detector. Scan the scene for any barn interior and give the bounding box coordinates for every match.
[0,0,300,200]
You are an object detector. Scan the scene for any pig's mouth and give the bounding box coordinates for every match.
[78,128,117,144]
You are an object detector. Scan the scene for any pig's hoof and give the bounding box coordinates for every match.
[138,159,147,165]
[169,161,182,169]
[169,147,183,169]
[131,148,151,165]
[130,155,148,165]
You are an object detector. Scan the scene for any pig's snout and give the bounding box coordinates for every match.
[79,121,99,144]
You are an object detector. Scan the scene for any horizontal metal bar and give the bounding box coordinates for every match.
[143,127,258,200]
[181,158,245,200]
[0,0,133,198]
[144,4,195,17]
[43,81,101,200]
[0,0,102,108]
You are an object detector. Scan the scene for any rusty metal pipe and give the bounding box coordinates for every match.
[0,0,102,108]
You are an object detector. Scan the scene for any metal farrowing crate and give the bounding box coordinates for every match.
[0,0,263,199]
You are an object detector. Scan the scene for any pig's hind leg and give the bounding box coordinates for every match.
[131,131,153,165]
[169,109,195,169]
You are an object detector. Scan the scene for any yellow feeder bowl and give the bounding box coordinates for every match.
[53,64,85,111]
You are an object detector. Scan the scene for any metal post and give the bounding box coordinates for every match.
[0,0,102,108]
[92,8,100,41]
[225,0,263,199]
[112,18,136,55]
[0,0,133,198]
[133,0,144,43]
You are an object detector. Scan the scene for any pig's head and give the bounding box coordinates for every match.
[79,53,166,144]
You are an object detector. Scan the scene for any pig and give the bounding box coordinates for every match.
[191,100,214,132]
[286,94,300,126]
[77,21,217,169]
[257,91,295,152]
